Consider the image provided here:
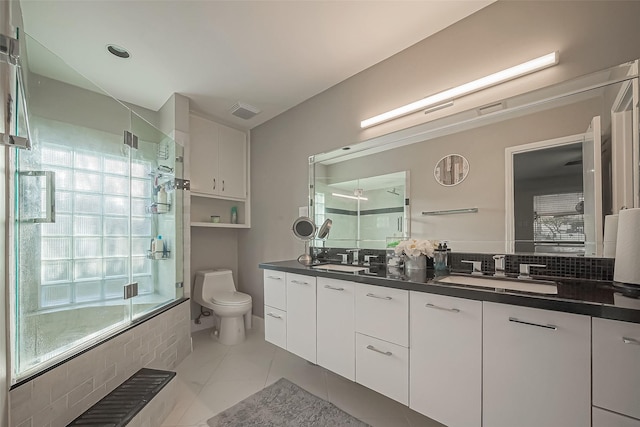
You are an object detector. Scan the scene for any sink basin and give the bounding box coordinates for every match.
[436,275,558,295]
[311,264,368,273]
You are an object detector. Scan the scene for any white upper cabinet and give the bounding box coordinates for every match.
[189,114,247,199]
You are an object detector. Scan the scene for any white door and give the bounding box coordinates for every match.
[583,115,603,256]
[286,274,316,363]
[218,124,247,199]
[189,115,220,195]
[317,278,355,380]
[410,292,482,427]
[483,302,591,427]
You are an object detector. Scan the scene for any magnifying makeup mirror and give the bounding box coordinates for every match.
[317,218,332,240]
[292,216,316,265]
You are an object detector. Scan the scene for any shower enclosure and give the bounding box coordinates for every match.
[5,30,185,381]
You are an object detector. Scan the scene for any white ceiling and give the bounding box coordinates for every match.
[19,0,493,130]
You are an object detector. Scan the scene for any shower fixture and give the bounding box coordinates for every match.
[387,188,400,196]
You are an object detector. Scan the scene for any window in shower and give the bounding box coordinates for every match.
[38,143,154,309]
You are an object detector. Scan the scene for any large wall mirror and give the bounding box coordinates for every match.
[309,60,639,256]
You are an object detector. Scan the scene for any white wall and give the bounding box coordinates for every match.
[240,1,640,316]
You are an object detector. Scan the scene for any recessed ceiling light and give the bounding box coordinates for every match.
[106,44,130,59]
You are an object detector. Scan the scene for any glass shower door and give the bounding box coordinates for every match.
[13,33,134,378]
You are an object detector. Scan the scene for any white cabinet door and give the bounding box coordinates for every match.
[593,317,640,419]
[264,306,286,349]
[189,115,220,196]
[317,278,355,381]
[355,284,408,347]
[218,124,247,199]
[355,333,408,405]
[483,302,591,427]
[286,273,316,363]
[263,270,286,310]
[410,292,482,427]
[593,407,640,427]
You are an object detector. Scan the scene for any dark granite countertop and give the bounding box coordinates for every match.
[259,260,640,324]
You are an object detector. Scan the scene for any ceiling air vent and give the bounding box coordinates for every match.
[230,102,261,120]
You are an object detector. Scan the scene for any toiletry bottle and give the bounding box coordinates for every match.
[443,242,450,271]
[231,206,238,224]
[157,186,168,213]
[434,243,446,273]
[155,235,163,259]
[150,238,156,257]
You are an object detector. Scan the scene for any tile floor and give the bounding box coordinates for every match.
[162,321,445,427]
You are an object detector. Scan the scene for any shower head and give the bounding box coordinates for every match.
[387,188,400,196]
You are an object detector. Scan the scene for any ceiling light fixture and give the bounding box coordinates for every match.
[331,192,368,201]
[360,51,559,129]
[106,44,131,59]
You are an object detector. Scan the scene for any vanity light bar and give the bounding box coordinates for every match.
[331,192,368,201]
[360,51,559,129]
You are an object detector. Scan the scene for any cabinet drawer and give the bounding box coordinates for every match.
[317,278,355,381]
[356,283,409,347]
[593,317,640,419]
[593,407,640,427]
[264,306,286,349]
[355,333,408,405]
[263,270,286,310]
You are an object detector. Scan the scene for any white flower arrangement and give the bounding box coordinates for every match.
[394,238,435,258]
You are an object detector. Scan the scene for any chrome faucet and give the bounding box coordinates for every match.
[518,263,546,280]
[461,260,483,276]
[346,249,360,265]
[336,253,348,264]
[363,255,378,266]
[493,255,506,277]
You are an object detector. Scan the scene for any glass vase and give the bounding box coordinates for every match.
[404,254,427,270]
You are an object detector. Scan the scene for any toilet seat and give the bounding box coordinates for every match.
[211,290,252,306]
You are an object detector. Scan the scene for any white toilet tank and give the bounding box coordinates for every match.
[194,269,236,304]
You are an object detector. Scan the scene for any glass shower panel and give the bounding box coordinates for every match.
[14,33,132,378]
[129,112,180,319]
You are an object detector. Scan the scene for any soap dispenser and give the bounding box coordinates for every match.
[434,243,447,273]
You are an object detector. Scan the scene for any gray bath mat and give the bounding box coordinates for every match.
[207,378,370,427]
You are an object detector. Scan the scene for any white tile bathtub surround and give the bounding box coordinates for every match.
[9,301,191,427]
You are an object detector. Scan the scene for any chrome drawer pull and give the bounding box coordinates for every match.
[324,285,344,291]
[366,293,392,300]
[267,312,282,319]
[508,317,557,330]
[425,303,460,313]
[366,345,392,356]
[267,276,282,280]
[291,280,310,285]
[623,336,640,346]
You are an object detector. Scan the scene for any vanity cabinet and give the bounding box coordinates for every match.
[482,302,591,427]
[317,278,355,381]
[409,292,482,427]
[189,114,247,200]
[263,270,286,348]
[355,283,409,405]
[286,273,317,363]
[593,317,640,420]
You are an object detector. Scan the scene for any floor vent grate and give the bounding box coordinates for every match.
[67,368,175,427]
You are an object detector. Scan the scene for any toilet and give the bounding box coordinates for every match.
[193,269,252,345]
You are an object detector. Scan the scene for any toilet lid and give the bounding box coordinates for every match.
[211,290,252,306]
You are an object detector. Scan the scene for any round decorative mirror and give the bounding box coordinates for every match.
[292,216,316,240]
[434,154,470,186]
[317,218,332,240]
[292,216,316,265]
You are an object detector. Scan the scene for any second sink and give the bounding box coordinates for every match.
[311,264,368,273]
[436,275,558,295]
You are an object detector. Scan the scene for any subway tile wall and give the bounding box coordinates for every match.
[9,301,191,427]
